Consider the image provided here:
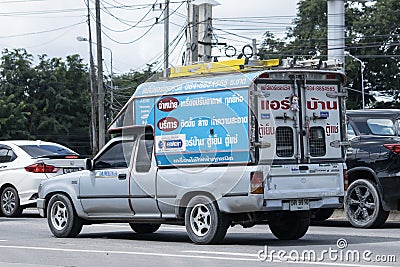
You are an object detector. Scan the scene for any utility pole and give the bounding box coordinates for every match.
[252,38,257,60]
[196,0,219,62]
[95,0,105,149]
[327,0,345,65]
[186,1,199,65]
[163,0,169,77]
[86,0,98,155]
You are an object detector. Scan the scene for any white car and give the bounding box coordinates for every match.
[0,140,84,217]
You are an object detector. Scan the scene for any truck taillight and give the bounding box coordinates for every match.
[25,163,58,173]
[344,169,349,190]
[383,144,400,154]
[251,171,264,194]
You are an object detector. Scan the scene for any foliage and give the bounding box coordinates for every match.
[105,63,155,122]
[259,0,400,109]
[0,49,91,154]
[0,48,155,155]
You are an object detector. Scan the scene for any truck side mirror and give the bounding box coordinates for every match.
[85,158,94,171]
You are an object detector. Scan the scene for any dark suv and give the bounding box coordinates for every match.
[345,109,400,228]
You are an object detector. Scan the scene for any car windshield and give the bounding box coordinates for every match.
[366,119,396,136]
[19,145,77,158]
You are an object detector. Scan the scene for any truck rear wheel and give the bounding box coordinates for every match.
[47,194,83,238]
[185,195,229,245]
[345,179,389,228]
[129,223,161,234]
[268,211,310,240]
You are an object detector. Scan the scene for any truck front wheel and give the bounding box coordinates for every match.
[185,195,229,244]
[47,194,83,238]
[268,211,310,240]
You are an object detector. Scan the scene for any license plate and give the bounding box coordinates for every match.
[63,168,81,174]
[289,199,310,211]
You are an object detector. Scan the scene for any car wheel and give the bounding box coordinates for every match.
[311,208,335,221]
[1,187,23,217]
[129,223,161,234]
[185,195,229,245]
[345,179,389,228]
[47,194,83,237]
[269,211,310,240]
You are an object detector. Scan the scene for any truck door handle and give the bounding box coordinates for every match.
[118,174,127,180]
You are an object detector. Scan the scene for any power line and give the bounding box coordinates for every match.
[0,21,85,39]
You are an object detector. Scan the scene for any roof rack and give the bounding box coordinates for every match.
[169,58,280,78]
[168,58,343,79]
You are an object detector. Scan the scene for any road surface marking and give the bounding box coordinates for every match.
[0,245,258,262]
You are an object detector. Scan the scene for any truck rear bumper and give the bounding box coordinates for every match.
[218,194,343,213]
[264,196,343,211]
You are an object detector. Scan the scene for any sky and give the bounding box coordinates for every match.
[0,0,300,75]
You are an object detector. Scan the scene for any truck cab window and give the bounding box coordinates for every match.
[136,136,153,173]
[94,141,134,169]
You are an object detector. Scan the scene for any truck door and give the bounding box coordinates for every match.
[79,139,135,217]
[254,72,345,164]
[129,134,160,218]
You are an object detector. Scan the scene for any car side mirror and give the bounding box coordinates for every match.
[85,158,94,171]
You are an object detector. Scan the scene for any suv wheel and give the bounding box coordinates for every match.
[345,179,389,228]
[1,187,23,217]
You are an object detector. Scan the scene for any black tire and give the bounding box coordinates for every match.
[269,211,310,240]
[185,195,229,245]
[47,194,83,238]
[1,187,23,217]
[345,179,389,228]
[129,223,161,234]
[311,208,335,221]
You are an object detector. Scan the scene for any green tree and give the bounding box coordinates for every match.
[106,64,155,122]
[0,48,34,139]
[30,54,91,154]
[259,0,400,109]
[352,0,400,105]
[0,48,91,154]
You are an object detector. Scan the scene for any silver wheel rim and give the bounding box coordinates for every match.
[2,189,16,215]
[189,203,211,237]
[347,185,377,223]
[50,200,68,231]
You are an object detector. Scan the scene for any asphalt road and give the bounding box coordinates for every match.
[0,209,399,267]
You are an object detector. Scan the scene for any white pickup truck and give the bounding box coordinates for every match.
[37,59,347,244]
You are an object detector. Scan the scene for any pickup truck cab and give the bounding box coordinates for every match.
[38,58,347,244]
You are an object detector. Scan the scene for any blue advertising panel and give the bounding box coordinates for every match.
[152,88,250,166]
[135,97,155,126]
[134,71,260,98]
